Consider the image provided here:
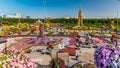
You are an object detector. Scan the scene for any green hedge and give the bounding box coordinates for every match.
[0,18,120,28]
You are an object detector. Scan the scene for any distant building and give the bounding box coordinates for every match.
[0,15,2,18]
[26,16,30,19]
[63,17,77,19]
[64,17,70,19]
[4,13,21,18]
[3,15,6,18]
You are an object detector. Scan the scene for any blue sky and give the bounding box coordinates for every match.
[0,0,120,18]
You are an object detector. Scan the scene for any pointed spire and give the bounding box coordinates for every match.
[78,7,82,14]
[77,7,83,27]
[80,4,82,11]
[80,7,82,12]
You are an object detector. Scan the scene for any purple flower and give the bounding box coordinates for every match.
[94,45,120,68]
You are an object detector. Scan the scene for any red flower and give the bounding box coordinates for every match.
[49,44,53,49]
[77,35,81,38]
[112,34,117,38]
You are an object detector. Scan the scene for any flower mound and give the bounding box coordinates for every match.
[0,47,37,68]
[59,47,76,56]
[94,45,120,68]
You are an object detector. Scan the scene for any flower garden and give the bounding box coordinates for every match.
[0,19,120,68]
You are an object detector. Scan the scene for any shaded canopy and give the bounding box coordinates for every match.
[0,21,10,25]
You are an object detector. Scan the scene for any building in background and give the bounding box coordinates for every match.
[2,13,21,18]
[26,16,30,19]
[63,17,77,19]
[3,15,6,18]
[0,15,2,18]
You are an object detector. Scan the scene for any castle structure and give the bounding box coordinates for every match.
[77,8,83,27]
[73,8,84,28]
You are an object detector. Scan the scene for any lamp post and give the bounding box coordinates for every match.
[116,6,118,46]
[43,0,46,23]
[56,41,61,68]
[43,0,46,17]
[56,50,59,68]
[101,26,104,39]
[116,0,120,46]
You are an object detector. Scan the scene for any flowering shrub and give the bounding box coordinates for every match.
[49,58,65,68]
[0,47,37,68]
[94,45,120,68]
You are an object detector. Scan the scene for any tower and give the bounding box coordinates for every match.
[78,8,83,27]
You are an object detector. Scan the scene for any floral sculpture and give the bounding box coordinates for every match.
[94,45,120,68]
[0,26,9,36]
[0,47,37,68]
[17,23,29,31]
[27,19,49,45]
[9,26,20,33]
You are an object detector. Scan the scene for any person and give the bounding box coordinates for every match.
[75,39,81,47]
[46,42,53,56]
[47,42,53,49]
[31,25,34,33]
[77,34,81,39]
[110,37,114,44]
[85,39,89,45]
[75,53,79,60]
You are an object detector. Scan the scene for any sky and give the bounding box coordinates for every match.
[0,0,120,18]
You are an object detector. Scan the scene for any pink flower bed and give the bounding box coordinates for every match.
[69,38,75,46]
[9,41,32,50]
[0,47,37,68]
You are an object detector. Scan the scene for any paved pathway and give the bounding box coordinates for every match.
[25,46,95,67]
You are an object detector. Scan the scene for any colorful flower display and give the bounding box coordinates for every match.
[17,23,30,31]
[0,47,37,68]
[94,45,120,68]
